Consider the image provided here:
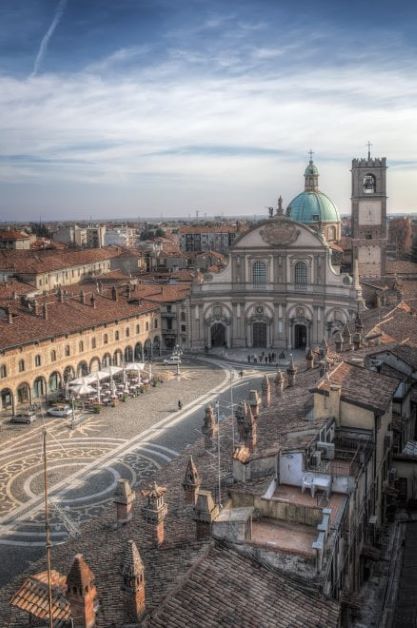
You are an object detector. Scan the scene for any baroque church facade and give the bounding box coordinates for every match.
[188,158,360,351]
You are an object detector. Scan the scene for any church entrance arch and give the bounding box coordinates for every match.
[294,324,307,349]
[211,323,226,347]
[253,322,267,348]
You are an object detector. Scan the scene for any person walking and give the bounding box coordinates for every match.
[178,400,182,411]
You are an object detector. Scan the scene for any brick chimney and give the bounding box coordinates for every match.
[261,376,271,408]
[120,540,145,622]
[342,324,352,351]
[248,390,260,419]
[353,331,361,351]
[306,347,314,369]
[202,404,217,449]
[194,490,219,540]
[275,369,284,396]
[80,290,85,304]
[66,554,97,628]
[114,479,135,526]
[235,402,256,451]
[141,482,168,546]
[286,355,297,387]
[334,331,343,353]
[182,456,201,505]
[33,300,40,316]
[90,294,97,309]
[6,307,13,324]
[112,286,118,302]
[42,303,48,320]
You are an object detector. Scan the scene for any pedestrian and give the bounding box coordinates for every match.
[178,400,182,411]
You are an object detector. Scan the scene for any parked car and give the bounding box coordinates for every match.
[10,412,37,424]
[163,355,181,364]
[47,405,72,417]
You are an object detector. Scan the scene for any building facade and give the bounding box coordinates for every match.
[189,212,358,352]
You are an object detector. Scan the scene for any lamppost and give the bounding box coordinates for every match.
[215,400,221,507]
[173,344,183,377]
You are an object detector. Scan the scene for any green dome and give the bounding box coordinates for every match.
[286,191,340,224]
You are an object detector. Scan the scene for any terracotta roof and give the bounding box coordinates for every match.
[0,289,158,351]
[0,230,30,240]
[316,361,400,413]
[386,260,417,275]
[146,543,340,628]
[10,570,70,624]
[134,283,190,303]
[0,247,121,275]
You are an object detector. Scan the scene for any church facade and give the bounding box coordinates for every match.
[188,159,359,351]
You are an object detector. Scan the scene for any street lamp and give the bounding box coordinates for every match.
[173,344,183,377]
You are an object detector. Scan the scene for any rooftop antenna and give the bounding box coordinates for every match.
[367,141,372,160]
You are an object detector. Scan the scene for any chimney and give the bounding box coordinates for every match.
[141,482,168,546]
[33,299,40,316]
[194,489,219,541]
[42,303,48,320]
[90,294,97,309]
[66,554,97,628]
[202,404,217,449]
[235,402,256,451]
[248,390,260,419]
[182,456,201,505]
[306,347,314,370]
[353,332,361,351]
[6,308,13,324]
[120,540,145,622]
[261,375,271,408]
[286,354,297,387]
[328,384,342,422]
[342,324,352,351]
[80,290,85,304]
[57,287,64,303]
[275,369,285,396]
[114,479,135,526]
[334,331,343,353]
[112,286,118,301]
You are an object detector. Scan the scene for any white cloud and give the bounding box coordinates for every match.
[0,30,416,215]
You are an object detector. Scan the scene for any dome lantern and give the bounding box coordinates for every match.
[304,150,319,192]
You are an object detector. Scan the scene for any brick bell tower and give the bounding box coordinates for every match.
[351,143,387,277]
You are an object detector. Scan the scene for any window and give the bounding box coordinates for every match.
[252,260,267,285]
[167,305,172,313]
[146,322,149,331]
[104,334,108,344]
[0,365,7,378]
[154,319,158,329]
[115,331,119,341]
[19,359,25,372]
[167,319,173,330]
[126,328,130,337]
[92,337,96,349]
[65,345,70,357]
[295,262,307,286]
[79,341,84,352]
[35,355,41,367]
[50,351,56,362]
[181,324,186,332]
[136,324,140,334]
[180,312,186,322]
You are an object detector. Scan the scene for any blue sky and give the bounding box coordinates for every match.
[0,0,416,220]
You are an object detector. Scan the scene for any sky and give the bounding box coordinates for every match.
[0,0,417,221]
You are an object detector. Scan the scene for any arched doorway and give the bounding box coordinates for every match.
[17,382,31,405]
[102,353,112,367]
[124,346,133,362]
[144,339,152,359]
[211,323,226,348]
[134,342,143,361]
[63,366,75,383]
[77,361,89,377]
[252,322,267,347]
[33,377,46,399]
[1,388,14,412]
[294,324,307,349]
[48,371,61,393]
[89,357,101,372]
[113,350,123,366]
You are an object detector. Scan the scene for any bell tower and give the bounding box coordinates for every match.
[351,144,387,277]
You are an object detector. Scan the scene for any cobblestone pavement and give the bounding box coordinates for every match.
[0,357,269,584]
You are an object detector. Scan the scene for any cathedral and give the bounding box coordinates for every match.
[189,156,364,351]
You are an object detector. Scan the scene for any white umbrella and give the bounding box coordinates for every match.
[124,362,145,371]
[71,383,96,396]
[102,365,122,377]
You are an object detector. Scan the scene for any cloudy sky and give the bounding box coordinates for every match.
[0,0,416,220]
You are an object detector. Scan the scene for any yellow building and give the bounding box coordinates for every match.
[0,286,161,412]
